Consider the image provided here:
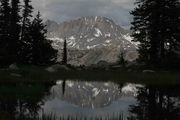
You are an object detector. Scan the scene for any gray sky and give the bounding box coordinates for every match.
[32,0,135,29]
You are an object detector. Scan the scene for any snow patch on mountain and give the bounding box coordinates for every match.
[105,33,111,37]
[94,28,102,37]
[123,34,132,42]
[48,37,63,42]
[105,40,111,44]
[87,38,95,42]
[123,34,140,47]
[87,45,99,49]
[67,39,76,47]
[69,36,76,40]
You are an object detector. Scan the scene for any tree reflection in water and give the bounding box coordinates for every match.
[128,85,180,120]
[0,83,53,120]
[62,80,66,96]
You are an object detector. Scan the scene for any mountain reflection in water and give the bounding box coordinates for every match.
[0,80,179,120]
[42,80,139,119]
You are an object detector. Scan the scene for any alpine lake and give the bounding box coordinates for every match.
[0,68,180,120]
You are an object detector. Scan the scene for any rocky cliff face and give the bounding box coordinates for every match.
[45,16,138,65]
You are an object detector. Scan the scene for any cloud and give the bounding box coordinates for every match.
[32,0,134,29]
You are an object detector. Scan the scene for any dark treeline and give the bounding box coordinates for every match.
[128,85,180,120]
[0,0,57,67]
[131,0,180,69]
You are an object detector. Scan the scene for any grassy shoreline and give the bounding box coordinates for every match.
[0,65,180,85]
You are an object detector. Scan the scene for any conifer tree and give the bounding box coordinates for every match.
[9,0,21,63]
[30,12,57,65]
[118,52,126,67]
[62,38,67,64]
[0,0,11,65]
[131,0,180,67]
[131,0,158,65]
[19,0,33,64]
[0,0,58,66]
[159,0,180,66]
[21,0,33,34]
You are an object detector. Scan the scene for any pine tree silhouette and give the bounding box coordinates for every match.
[131,0,180,67]
[62,38,67,65]
[19,0,33,64]
[0,0,58,66]
[0,0,11,66]
[9,0,21,64]
[30,12,57,65]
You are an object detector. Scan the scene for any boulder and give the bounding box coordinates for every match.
[46,64,70,72]
[142,70,155,73]
[9,64,19,70]
[46,67,56,72]
[10,73,22,77]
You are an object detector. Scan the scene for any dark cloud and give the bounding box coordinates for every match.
[32,0,134,29]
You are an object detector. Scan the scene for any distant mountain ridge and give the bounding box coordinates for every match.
[45,16,138,65]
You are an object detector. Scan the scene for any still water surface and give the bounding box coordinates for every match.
[0,80,180,120]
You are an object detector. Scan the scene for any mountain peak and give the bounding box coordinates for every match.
[46,16,133,49]
[45,16,138,65]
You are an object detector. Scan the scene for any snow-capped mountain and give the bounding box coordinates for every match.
[45,16,138,65]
